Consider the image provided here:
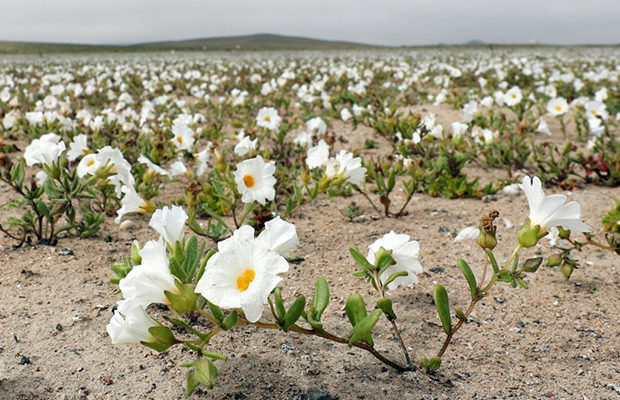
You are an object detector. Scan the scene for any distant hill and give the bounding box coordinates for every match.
[0,34,377,54]
[463,39,486,46]
[135,33,375,50]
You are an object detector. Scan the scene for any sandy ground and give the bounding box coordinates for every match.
[0,115,619,400]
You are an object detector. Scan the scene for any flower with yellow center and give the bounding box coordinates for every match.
[256,107,281,131]
[195,225,290,322]
[547,97,568,117]
[234,155,276,204]
[77,153,101,177]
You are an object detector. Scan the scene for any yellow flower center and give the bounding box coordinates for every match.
[243,174,255,188]
[511,94,516,98]
[236,269,255,292]
[555,106,562,112]
[87,159,95,167]
[177,136,183,144]
[264,116,271,122]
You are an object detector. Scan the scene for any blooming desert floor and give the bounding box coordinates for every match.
[0,50,619,399]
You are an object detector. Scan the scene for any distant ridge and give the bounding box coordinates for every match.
[135,33,376,50]
[463,39,486,46]
[0,33,378,54]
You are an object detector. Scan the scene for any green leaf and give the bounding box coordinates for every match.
[311,277,329,321]
[457,259,478,300]
[348,309,382,346]
[164,281,197,315]
[349,247,374,273]
[273,287,286,320]
[282,296,306,331]
[142,326,177,352]
[376,298,396,320]
[485,249,499,274]
[382,270,407,290]
[221,311,238,330]
[345,293,367,327]
[207,301,223,322]
[187,359,217,396]
[521,257,543,273]
[434,285,452,335]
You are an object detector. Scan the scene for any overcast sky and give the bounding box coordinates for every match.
[1,0,618,46]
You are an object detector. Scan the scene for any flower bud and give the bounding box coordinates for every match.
[517,219,545,248]
[301,170,311,184]
[165,281,197,315]
[477,210,498,250]
[130,240,142,265]
[476,229,497,250]
[547,254,562,267]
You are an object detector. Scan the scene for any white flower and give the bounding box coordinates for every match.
[294,131,313,148]
[149,205,188,245]
[547,98,568,116]
[256,107,281,131]
[366,231,423,291]
[234,135,258,156]
[35,170,48,186]
[306,117,327,136]
[138,155,169,176]
[66,134,89,161]
[115,185,150,224]
[340,108,352,122]
[451,122,468,138]
[171,124,195,151]
[24,134,66,167]
[585,100,608,120]
[77,153,102,177]
[454,226,480,242]
[234,155,276,204]
[463,101,478,122]
[326,150,366,186]
[536,117,552,136]
[195,225,290,322]
[107,305,156,345]
[255,216,299,255]
[194,144,212,176]
[168,160,187,177]
[306,140,329,169]
[117,238,175,312]
[504,86,523,107]
[502,183,521,195]
[43,95,58,110]
[519,176,591,234]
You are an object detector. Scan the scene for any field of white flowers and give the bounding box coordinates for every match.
[0,48,619,399]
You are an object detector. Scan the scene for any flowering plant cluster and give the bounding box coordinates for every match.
[0,49,618,396]
[107,173,617,395]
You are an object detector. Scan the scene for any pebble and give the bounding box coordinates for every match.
[304,388,331,400]
[280,343,295,354]
[20,356,31,365]
[58,247,74,256]
[118,220,135,231]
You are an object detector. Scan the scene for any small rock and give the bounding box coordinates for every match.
[58,247,74,256]
[281,343,295,354]
[300,354,312,361]
[304,388,331,400]
[608,383,620,395]
[429,267,445,274]
[55,323,63,332]
[438,226,450,233]
[119,220,136,231]
[509,327,521,333]
[20,356,31,365]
